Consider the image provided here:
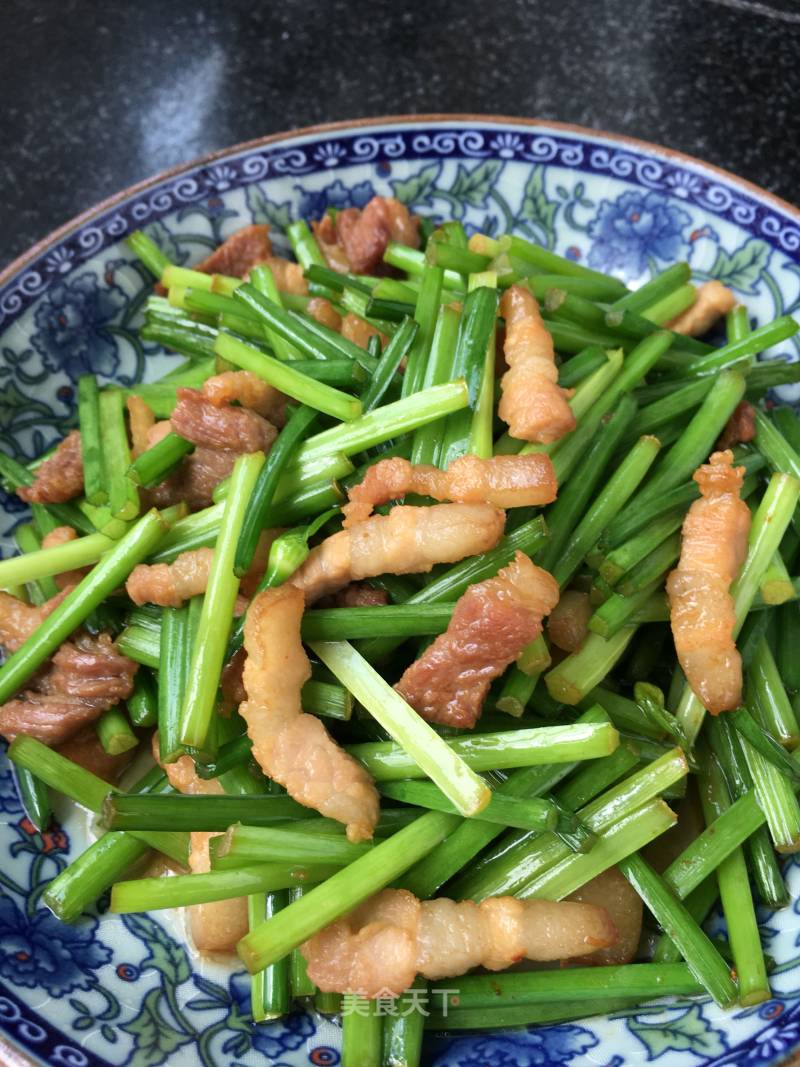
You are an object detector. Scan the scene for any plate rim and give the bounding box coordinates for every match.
[1,112,800,1067]
[1,111,798,290]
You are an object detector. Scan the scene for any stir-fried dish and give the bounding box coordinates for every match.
[2,195,800,1057]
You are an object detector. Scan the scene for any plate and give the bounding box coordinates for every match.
[1,115,799,1067]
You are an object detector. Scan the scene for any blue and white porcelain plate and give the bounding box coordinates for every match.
[1,116,799,1067]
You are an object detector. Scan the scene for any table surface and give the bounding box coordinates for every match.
[1,0,798,271]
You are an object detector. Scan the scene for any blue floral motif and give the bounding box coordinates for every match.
[0,896,110,996]
[746,1019,800,1061]
[0,759,22,814]
[295,178,375,222]
[434,1025,598,1066]
[587,190,691,277]
[30,272,126,383]
[226,970,315,1058]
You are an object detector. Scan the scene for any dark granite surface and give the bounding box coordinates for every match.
[1,0,798,271]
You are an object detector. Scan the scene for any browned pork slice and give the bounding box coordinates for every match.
[18,431,83,504]
[395,552,560,728]
[313,196,420,274]
[301,887,617,997]
[202,371,288,428]
[194,223,273,278]
[547,589,592,652]
[568,866,643,965]
[0,632,138,745]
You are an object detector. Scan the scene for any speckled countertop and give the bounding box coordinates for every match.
[1,0,798,269]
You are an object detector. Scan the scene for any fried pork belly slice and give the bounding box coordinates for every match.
[568,866,643,965]
[158,740,249,952]
[290,503,506,604]
[263,256,309,295]
[666,450,751,713]
[312,215,352,273]
[313,196,420,275]
[341,312,387,350]
[127,547,215,608]
[41,526,89,589]
[126,529,280,608]
[194,224,273,278]
[0,587,72,651]
[343,453,558,527]
[716,400,756,451]
[18,430,83,504]
[395,552,559,728]
[302,887,617,997]
[170,387,277,454]
[202,371,288,428]
[0,633,137,745]
[126,395,156,458]
[498,286,576,444]
[667,281,736,337]
[306,297,343,332]
[547,589,592,652]
[241,584,379,841]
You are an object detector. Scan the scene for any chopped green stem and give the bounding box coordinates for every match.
[78,374,106,504]
[213,825,373,867]
[553,436,660,587]
[9,736,186,863]
[345,722,619,782]
[0,509,166,703]
[402,264,444,399]
[234,404,319,575]
[625,370,746,512]
[127,670,157,728]
[749,639,800,746]
[357,317,416,413]
[730,707,800,783]
[310,640,491,816]
[292,380,468,467]
[249,891,290,1020]
[0,530,115,589]
[611,263,690,313]
[342,996,382,1067]
[180,453,265,750]
[95,706,138,755]
[617,532,681,596]
[502,234,629,292]
[398,707,609,899]
[159,596,201,763]
[617,854,738,1007]
[11,764,51,832]
[99,389,140,520]
[537,396,637,572]
[410,306,461,465]
[216,331,361,421]
[287,220,327,269]
[439,286,500,466]
[128,432,194,488]
[378,779,557,831]
[238,811,459,973]
[126,230,171,278]
[301,604,454,641]
[639,283,697,325]
[111,863,340,912]
[545,629,638,706]
[383,241,463,289]
[698,747,770,1005]
[588,580,664,639]
[661,315,798,379]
